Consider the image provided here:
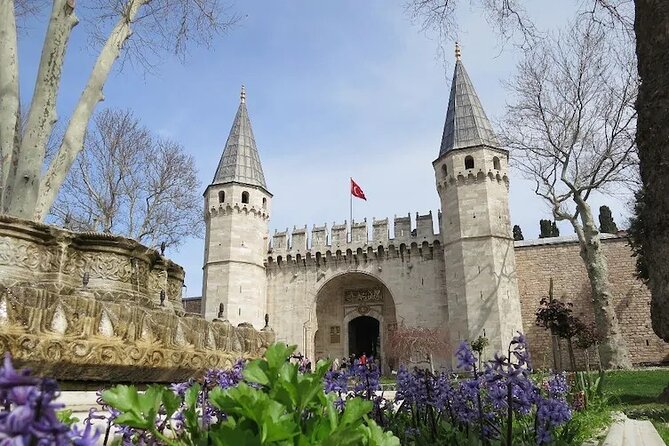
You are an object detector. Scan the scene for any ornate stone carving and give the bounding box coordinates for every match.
[0,216,274,383]
[344,288,382,304]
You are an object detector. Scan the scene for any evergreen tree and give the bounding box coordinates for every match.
[513,225,524,241]
[599,205,619,234]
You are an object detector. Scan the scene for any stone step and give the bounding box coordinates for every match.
[602,415,666,446]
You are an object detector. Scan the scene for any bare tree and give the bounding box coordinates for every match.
[501,20,637,368]
[50,108,203,250]
[385,323,450,372]
[0,0,236,221]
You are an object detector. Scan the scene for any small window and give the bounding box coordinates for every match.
[218,191,225,203]
[441,164,448,178]
[241,191,249,204]
[464,156,474,169]
[493,156,501,170]
[262,197,267,209]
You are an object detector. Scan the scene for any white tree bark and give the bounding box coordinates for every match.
[571,193,632,369]
[33,0,148,221]
[0,0,20,212]
[6,0,78,218]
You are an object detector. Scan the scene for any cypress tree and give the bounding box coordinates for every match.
[599,205,619,234]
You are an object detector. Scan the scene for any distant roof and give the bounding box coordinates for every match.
[514,233,624,248]
[439,46,501,156]
[212,86,268,189]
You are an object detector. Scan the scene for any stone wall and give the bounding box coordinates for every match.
[0,216,273,383]
[184,230,669,370]
[515,236,669,369]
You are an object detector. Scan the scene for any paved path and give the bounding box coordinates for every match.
[602,413,666,446]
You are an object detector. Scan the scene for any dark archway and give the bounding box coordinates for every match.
[348,316,380,359]
[313,272,397,371]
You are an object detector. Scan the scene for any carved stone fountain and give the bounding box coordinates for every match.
[0,216,274,383]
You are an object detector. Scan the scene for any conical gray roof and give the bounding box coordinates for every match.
[212,86,267,189]
[439,55,500,156]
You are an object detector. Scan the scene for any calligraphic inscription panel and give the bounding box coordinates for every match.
[343,288,382,304]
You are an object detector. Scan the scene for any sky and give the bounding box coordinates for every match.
[16,1,635,296]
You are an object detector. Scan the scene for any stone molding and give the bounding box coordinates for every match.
[0,216,274,382]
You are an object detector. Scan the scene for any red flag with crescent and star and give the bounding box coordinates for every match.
[351,178,366,201]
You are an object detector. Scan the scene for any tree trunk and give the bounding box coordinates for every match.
[33,0,148,221]
[572,194,632,369]
[567,337,576,371]
[0,0,20,212]
[635,0,669,343]
[6,0,78,218]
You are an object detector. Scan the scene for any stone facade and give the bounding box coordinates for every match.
[515,236,669,368]
[195,64,669,371]
[434,146,523,355]
[0,216,273,383]
[202,182,270,327]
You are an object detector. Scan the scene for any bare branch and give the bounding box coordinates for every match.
[50,108,203,249]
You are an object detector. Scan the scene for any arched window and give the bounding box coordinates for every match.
[493,156,501,170]
[464,156,474,169]
[441,164,448,178]
[241,191,249,204]
[262,197,267,209]
[218,190,225,203]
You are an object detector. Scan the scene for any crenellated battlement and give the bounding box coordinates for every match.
[266,211,443,267]
[206,202,270,220]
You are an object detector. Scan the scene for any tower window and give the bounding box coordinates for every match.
[464,155,474,169]
[241,191,249,204]
[262,197,267,209]
[493,156,501,170]
[218,190,225,203]
[441,164,448,178]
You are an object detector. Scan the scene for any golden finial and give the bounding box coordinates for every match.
[455,42,461,61]
[240,85,246,104]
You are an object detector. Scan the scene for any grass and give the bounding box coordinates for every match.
[598,369,669,444]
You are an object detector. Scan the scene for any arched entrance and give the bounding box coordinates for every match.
[348,316,380,359]
[314,272,397,373]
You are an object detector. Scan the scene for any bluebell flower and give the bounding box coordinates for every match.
[455,341,477,371]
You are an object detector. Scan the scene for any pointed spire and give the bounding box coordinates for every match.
[212,86,267,189]
[438,43,500,156]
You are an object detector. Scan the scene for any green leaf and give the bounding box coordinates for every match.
[364,419,401,446]
[210,423,262,446]
[56,409,79,426]
[161,388,181,419]
[244,360,271,386]
[259,399,299,443]
[264,343,296,371]
[185,383,201,408]
[340,398,373,427]
[101,385,140,413]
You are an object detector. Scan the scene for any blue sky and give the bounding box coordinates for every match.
[17,1,634,296]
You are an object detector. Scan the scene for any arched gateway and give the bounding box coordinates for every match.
[314,272,397,372]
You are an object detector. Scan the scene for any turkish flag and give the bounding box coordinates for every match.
[351,178,367,200]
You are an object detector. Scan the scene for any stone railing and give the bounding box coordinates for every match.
[0,216,274,382]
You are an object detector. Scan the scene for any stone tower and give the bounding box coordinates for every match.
[202,86,271,328]
[433,44,523,355]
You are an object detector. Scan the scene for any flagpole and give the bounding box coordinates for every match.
[349,177,353,242]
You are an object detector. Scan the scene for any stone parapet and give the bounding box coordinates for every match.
[0,216,274,382]
[268,212,442,264]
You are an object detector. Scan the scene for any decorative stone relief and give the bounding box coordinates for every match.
[343,288,382,304]
[0,216,274,383]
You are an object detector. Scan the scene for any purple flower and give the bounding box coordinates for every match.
[455,341,477,371]
[169,380,192,397]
